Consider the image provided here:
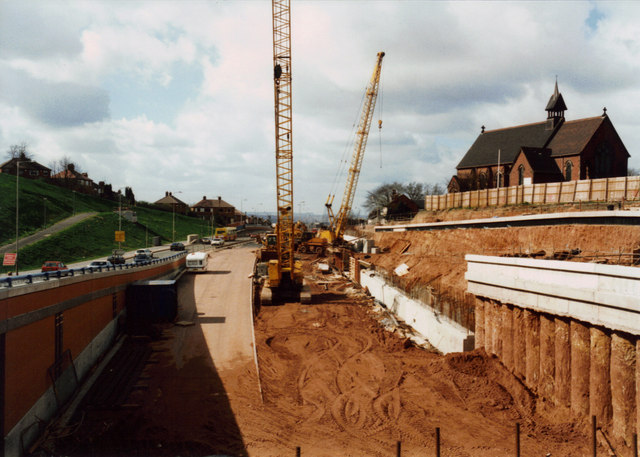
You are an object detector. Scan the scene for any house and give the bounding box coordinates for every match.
[0,157,51,179]
[449,82,630,192]
[52,164,96,191]
[154,191,189,215]
[190,196,236,225]
[386,192,419,220]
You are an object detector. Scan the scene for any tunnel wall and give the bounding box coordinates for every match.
[466,254,639,449]
[1,255,185,457]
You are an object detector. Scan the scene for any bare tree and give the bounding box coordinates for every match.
[6,142,32,160]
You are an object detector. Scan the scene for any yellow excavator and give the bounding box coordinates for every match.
[258,0,309,304]
[321,51,385,245]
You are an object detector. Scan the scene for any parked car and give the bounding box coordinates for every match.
[170,242,185,251]
[41,261,68,272]
[108,249,126,265]
[134,253,151,264]
[88,260,113,269]
[136,248,153,258]
[211,237,225,246]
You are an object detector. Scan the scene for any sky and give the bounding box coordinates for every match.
[1,0,640,219]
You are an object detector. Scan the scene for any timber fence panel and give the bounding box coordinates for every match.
[523,185,534,203]
[575,179,591,201]
[546,182,560,203]
[560,181,576,202]
[590,178,607,201]
[608,177,627,201]
[627,176,640,201]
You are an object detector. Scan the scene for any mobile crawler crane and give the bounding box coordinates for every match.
[259,0,309,305]
[321,51,385,245]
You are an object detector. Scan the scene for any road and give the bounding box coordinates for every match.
[51,243,259,456]
[174,244,257,371]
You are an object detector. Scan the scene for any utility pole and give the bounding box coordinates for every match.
[15,161,20,275]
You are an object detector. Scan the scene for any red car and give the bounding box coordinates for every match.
[41,261,69,272]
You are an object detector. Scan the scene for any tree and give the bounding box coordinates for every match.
[364,180,446,216]
[628,167,639,177]
[124,186,136,205]
[6,143,32,160]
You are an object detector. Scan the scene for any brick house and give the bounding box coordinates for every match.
[0,157,51,178]
[190,196,236,225]
[154,191,189,215]
[449,82,630,192]
[52,164,96,191]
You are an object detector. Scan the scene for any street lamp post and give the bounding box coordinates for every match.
[72,190,76,216]
[171,191,182,242]
[15,161,20,275]
[118,190,122,250]
[43,197,47,228]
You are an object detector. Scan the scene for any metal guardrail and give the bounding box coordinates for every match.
[0,250,188,288]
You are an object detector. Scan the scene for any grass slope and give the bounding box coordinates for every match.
[0,174,219,273]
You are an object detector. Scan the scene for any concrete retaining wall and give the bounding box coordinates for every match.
[360,269,474,354]
[466,255,639,449]
[1,255,185,457]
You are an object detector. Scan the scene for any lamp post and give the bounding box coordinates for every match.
[15,161,20,275]
[72,190,76,216]
[43,197,47,228]
[118,190,122,250]
[171,191,183,242]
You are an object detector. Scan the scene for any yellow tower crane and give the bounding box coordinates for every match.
[322,51,385,244]
[261,0,307,304]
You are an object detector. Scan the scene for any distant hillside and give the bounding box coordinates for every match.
[0,174,219,272]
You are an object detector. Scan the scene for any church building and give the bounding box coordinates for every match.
[448,82,630,193]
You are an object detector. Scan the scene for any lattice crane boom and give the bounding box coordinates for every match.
[328,51,385,242]
[272,0,294,281]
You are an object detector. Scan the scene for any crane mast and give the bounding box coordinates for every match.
[326,51,385,242]
[272,0,294,282]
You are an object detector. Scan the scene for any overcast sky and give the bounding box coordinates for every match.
[1,1,639,217]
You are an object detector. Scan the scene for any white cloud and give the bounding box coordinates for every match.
[1,0,640,216]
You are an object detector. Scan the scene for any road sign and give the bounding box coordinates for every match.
[115,231,125,242]
[3,253,17,266]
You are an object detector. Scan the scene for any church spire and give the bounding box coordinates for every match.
[545,78,567,129]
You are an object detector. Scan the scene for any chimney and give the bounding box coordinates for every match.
[203,196,206,201]
[165,191,169,196]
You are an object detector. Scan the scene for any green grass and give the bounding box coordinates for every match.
[0,173,116,246]
[0,174,219,273]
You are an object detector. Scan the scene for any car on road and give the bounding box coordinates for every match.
[107,249,126,265]
[41,261,69,273]
[88,260,113,269]
[170,242,185,251]
[134,253,151,264]
[211,237,225,246]
[136,248,153,258]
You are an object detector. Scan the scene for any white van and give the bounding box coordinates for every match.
[186,251,208,272]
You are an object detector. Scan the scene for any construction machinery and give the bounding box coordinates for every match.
[258,0,308,304]
[322,51,385,245]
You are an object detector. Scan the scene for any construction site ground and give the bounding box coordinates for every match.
[43,201,640,456]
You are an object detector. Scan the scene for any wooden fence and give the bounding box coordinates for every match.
[425,176,640,211]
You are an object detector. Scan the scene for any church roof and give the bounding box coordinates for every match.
[456,121,555,169]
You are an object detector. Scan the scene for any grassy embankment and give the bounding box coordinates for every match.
[0,174,216,273]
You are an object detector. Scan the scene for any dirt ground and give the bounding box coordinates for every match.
[48,250,596,457]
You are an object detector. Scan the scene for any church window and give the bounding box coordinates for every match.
[565,161,573,181]
[518,165,525,185]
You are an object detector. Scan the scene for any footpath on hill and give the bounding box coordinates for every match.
[0,212,97,255]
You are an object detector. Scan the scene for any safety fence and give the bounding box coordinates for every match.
[425,175,640,211]
[0,251,188,288]
[292,416,632,456]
